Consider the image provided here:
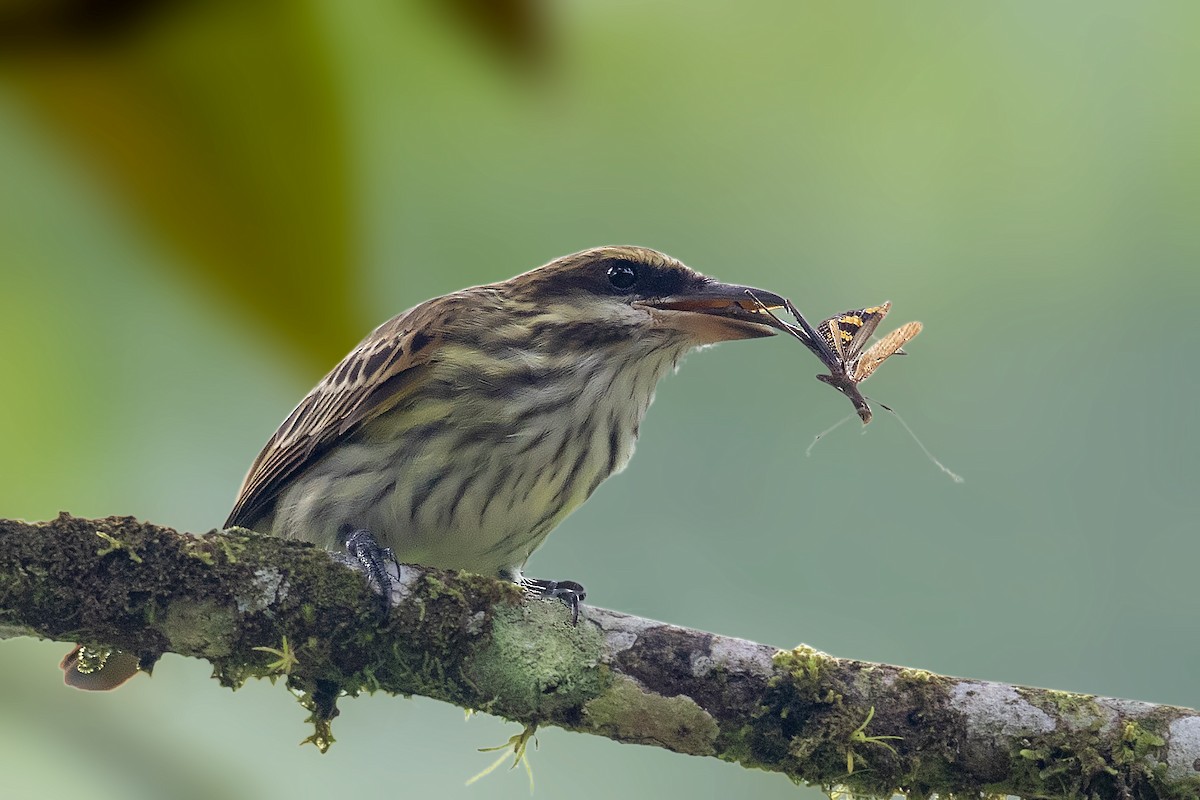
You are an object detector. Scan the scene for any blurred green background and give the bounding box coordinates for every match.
[2,1,1198,798]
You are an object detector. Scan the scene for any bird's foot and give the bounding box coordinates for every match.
[522,577,587,624]
[334,525,399,615]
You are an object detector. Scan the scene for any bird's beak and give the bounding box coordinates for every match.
[638,281,791,343]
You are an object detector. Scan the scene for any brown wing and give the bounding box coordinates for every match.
[818,301,891,364]
[852,320,922,383]
[225,299,453,529]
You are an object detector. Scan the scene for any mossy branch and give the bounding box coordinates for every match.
[2,514,1199,798]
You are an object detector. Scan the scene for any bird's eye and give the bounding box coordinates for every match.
[607,263,638,290]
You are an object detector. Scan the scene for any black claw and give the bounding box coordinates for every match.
[524,578,587,624]
[336,525,398,616]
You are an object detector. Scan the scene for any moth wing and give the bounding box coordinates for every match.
[819,301,891,365]
[852,320,922,382]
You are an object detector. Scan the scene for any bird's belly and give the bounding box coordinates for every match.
[263,344,680,577]
[367,462,578,576]
[268,421,623,578]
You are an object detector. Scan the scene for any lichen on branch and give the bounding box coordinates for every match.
[2,514,1199,799]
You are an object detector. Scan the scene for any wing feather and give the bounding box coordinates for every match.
[224,303,446,529]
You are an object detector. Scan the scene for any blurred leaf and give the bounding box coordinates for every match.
[0,0,186,48]
[0,0,360,371]
[434,0,548,70]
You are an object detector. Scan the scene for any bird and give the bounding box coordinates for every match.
[62,245,788,690]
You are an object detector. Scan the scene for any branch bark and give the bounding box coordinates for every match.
[2,514,1198,799]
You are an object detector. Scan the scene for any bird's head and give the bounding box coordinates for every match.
[500,246,789,348]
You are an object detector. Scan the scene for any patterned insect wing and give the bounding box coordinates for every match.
[852,321,922,382]
[817,301,891,365]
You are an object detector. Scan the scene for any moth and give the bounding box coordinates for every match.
[748,293,922,424]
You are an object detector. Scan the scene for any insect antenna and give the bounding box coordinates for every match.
[805,413,857,457]
[803,393,963,483]
[876,402,964,483]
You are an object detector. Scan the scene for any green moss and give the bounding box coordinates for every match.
[183,546,216,566]
[422,574,462,602]
[1046,689,1094,713]
[583,675,718,755]
[1005,733,1098,798]
[1160,776,1200,800]
[1000,717,1177,800]
[1017,686,1104,726]
[759,647,911,795]
[457,570,524,606]
[469,601,608,718]
[1117,720,1167,765]
[215,536,246,563]
[159,601,236,659]
[773,645,843,706]
[719,723,764,767]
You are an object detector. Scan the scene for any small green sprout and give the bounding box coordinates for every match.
[95,530,143,563]
[253,635,299,678]
[845,706,902,774]
[466,723,538,792]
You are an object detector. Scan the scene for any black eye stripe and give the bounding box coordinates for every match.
[607,264,638,290]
